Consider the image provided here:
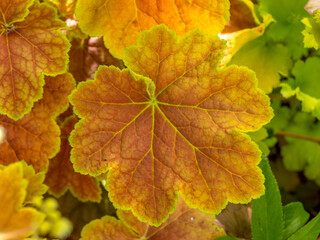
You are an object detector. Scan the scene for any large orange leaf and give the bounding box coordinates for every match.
[0,162,45,239]
[80,198,225,240]
[0,73,75,171]
[45,115,101,202]
[70,25,273,226]
[0,1,70,120]
[75,0,230,58]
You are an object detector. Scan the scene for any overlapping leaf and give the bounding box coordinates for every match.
[281,57,320,119]
[258,0,309,59]
[302,10,320,50]
[45,115,101,202]
[0,73,75,172]
[222,0,257,33]
[0,1,70,120]
[70,25,273,225]
[68,31,123,83]
[0,162,45,239]
[75,0,230,58]
[229,35,292,93]
[280,112,320,186]
[45,0,77,19]
[80,198,225,240]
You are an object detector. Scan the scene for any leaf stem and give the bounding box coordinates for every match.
[276,130,320,144]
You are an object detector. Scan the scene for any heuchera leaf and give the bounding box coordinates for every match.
[280,112,320,185]
[20,161,48,203]
[70,25,273,225]
[221,14,273,67]
[302,10,320,50]
[229,35,292,93]
[45,0,77,19]
[75,0,230,58]
[45,115,102,202]
[0,1,70,120]
[0,162,45,239]
[80,198,226,240]
[281,57,320,119]
[0,73,75,172]
[258,0,309,59]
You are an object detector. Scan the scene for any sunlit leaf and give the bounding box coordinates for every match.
[45,0,77,19]
[75,0,230,58]
[0,162,45,239]
[80,198,225,240]
[0,1,70,120]
[229,35,292,93]
[302,10,320,50]
[70,25,273,225]
[281,57,320,119]
[45,115,101,202]
[258,0,309,59]
[20,161,48,203]
[0,73,75,172]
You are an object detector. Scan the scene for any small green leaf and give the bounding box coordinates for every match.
[288,213,320,240]
[283,202,310,239]
[252,156,283,240]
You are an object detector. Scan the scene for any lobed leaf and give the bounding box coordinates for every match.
[70,25,273,225]
[229,36,292,93]
[75,0,230,58]
[0,162,45,239]
[80,198,225,240]
[281,57,320,119]
[0,73,75,172]
[0,1,70,120]
[45,115,101,202]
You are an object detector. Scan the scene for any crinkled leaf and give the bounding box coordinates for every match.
[32,73,76,118]
[0,73,75,172]
[0,162,45,239]
[302,11,320,50]
[68,34,123,83]
[0,1,70,120]
[281,57,320,119]
[283,202,309,239]
[45,115,101,202]
[251,156,283,240]
[80,198,225,240]
[75,0,230,58]
[70,25,273,225]
[229,36,292,93]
